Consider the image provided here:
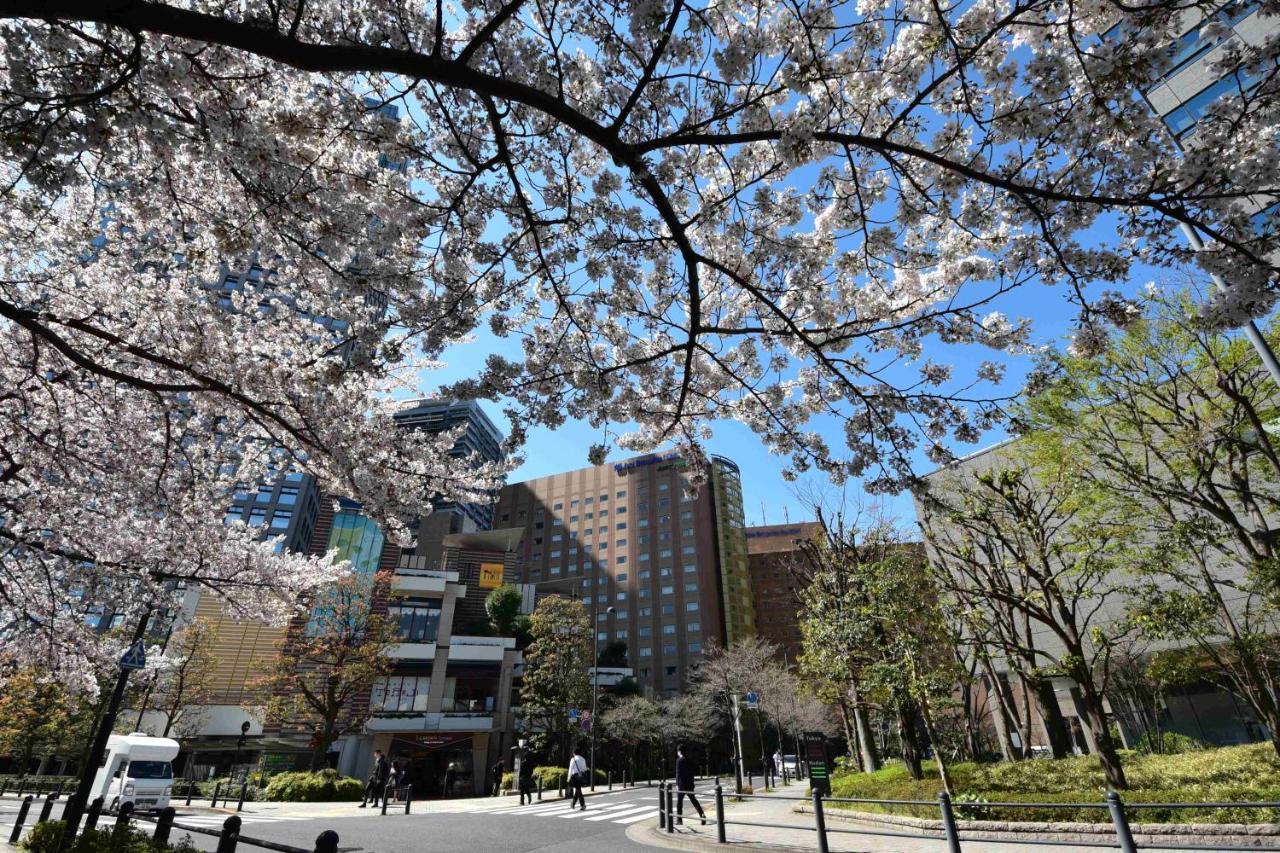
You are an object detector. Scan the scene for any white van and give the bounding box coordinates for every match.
[92,733,180,813]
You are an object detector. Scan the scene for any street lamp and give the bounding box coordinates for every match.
[589,605,616,790]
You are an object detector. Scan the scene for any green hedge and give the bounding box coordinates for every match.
[261,769,364,802]
[829,743,1280,824]
[21,821,198,853]
[531,766,607,790]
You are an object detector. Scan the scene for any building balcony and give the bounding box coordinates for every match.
[447,636,516,662]
[365,712,495,733]
[388,641,438,660]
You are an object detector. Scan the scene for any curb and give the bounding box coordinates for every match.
[626,821,811,852]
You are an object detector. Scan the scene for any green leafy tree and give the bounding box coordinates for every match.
[485,584,523,636]
[1024,289,1280,759]
[252,573,396,770]
[0,667,73,773]
[519,595,592,763]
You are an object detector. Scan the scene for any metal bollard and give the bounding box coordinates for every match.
[748,770,753,788]
[85,796,105,831]
[238,781,248,812]
[154,806,176,845]
[216,813,242,853]
[658,782,666,829]
[211,781,222,808]
[16,777,24,798]
[1106,791,1138,853]
[381,782,392,815]
[608,770,613,791]
[314,829,339,853]
[114,800,135,831]
[666,785,675,834]
[37,791,57,824]
[812,789,829,853]
[186,780,195,806]
[0,778,8,797]
[8,795,33,844]
[715,784,726,844]
[537,777,543,802]
[938,791,962,853]
[405,784,412,815]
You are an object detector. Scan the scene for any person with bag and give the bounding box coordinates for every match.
[567,747,588,811]
[675,745,706,825]
[359,749,389,808]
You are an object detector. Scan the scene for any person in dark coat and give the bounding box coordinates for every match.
[518,757,536,805]
[675,745,706,825]
[444,761,458,797]
[491,759,506,796]
[360,750,389,808]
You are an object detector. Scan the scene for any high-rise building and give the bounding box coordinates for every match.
[745,522,824,662]
[394,398,507,560]
[493,451,753,696]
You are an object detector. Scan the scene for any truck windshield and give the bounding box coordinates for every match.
[128,761,173,779]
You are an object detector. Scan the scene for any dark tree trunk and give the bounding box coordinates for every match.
[896,698,924,780]
[850,685,880,772]
[1030,677,1073,759]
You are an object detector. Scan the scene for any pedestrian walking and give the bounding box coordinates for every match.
[567,747,588,811]
[675,745,706,825]
[359,749,389,808]
[491,759,505,796]
[444,761,457,798]
[518,758,536,805]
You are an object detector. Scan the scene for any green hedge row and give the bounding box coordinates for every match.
[261,769,364,802]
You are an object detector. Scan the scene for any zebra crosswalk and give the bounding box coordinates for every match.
[484,784,718,825]
[166,813,315,829]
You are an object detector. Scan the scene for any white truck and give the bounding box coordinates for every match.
[92,733,180,813]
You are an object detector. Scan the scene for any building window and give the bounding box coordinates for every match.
[660,549,673,559]
[663,645,676,656]
[640,647,652,657]
[687,602,699,612]
[269,511,292,529]
[617,490,627,498]
[616,630,628,640]
[681,511,693,521]
[639,627,652,638]
[662,604,674,614]
[616,556,627,565]
[682,546,695,555]
[570,515,578,523]
[617,591,628,601]
[550,550,561,558]
[597,631,608,641]
[585,496,594,504]
[616,538,627,547]
[585,512,593,520]
[278,486,299,505]
[583,595,593,605]
[639,553,650,562]
[617,506,627,515]
[389,604,442,643]
[554,502,563,510]
[616,610,628,619]
[661,585,674,595]
[223,508,242,524]
[371,675,432,712]
[689,642,702,653]
[663,624,676,635]
[639,589,651,599]
[685,582,698,592]
[255,484,274,503]
[640,607,652,617]
[247,508,267,525]
[552,534,562,542]
[687,622,700,633]
[616,573,628,582]
[571,499,580,508]
[665,665,677,676]
[550,566,561,575]
[639,570,651,581]
[682,527,694,537]
[639,518,649,527]
[658,482,669,492]
[684,564,697,573]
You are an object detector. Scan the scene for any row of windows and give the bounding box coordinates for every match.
[637,643,702,656]
[225,507,293,528]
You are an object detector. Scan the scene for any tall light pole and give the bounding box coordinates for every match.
[589,604,615,790]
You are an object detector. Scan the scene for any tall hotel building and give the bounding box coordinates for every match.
[494,452,754,696]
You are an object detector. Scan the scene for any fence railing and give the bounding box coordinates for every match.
[657,782,1280,853]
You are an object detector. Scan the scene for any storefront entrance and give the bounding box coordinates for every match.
[388,734,477,798]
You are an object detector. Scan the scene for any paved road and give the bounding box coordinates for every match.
[0,782,718,852]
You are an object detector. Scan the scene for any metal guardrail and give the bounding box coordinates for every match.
[657,782,1280,853]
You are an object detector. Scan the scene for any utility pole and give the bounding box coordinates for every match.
[589,604,616,790]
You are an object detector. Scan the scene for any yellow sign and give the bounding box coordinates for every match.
[479,562,505,589]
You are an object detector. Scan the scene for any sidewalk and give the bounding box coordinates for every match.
[627,780,1115,853]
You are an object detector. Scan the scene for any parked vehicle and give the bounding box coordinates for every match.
[781,754,800,774]
[92,733,179,813]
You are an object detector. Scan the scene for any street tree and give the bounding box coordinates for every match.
[5,0,1279,684]
[0,667,74,774]
[1024,290,1280,758]
[694,636,778,792]
[253,572,396,770]
[600,694,661,779]
[919,462,1143,789]
[519,595,592,763]
[485,584,523,636]
[134,618,221,738]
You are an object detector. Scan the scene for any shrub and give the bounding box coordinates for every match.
[262,769,364,802]
[500,772,514,791]
[531,766,607,790]
[1134,731,1209,755]
[828,744,1280,824]
[21,820,198,853]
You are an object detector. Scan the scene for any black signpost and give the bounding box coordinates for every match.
[802,732,831,796]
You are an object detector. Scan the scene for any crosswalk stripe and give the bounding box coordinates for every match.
[613,810,661,824]
[556,803,633,818]
[583,805,652,822]
[493,802,573,815]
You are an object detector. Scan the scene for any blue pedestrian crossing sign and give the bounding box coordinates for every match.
[744,691,760,709]
[119,640,146,670]
[568,708,581,721]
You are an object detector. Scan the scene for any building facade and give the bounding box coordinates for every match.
[745,522,824,663]
[493,451,752,696]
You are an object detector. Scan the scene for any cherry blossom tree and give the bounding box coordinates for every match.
[2,0,1277,684]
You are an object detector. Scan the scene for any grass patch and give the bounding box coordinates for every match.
[829,743,1280,824]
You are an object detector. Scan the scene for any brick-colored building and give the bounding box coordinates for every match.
[494,453,752,696]
[745,522,823,662]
